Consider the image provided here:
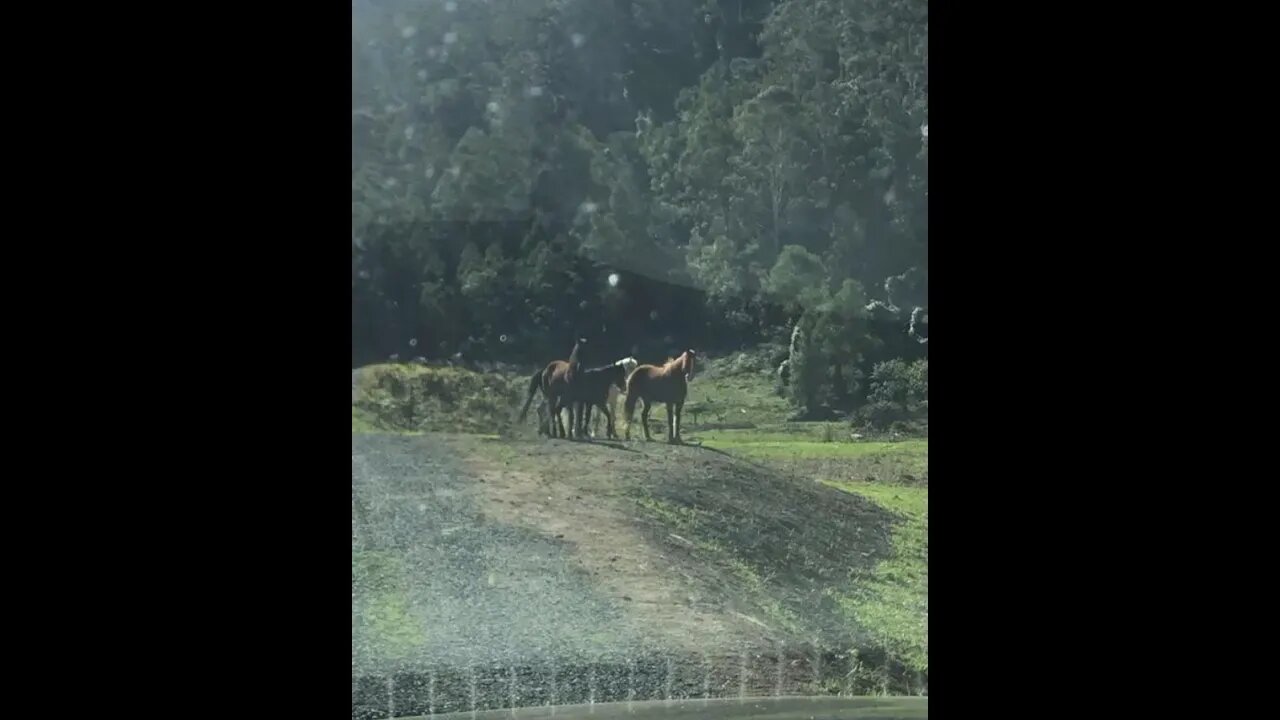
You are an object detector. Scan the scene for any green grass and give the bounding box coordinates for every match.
[683,354,792,428]
[694,423,929,673]
[352,363,525,434]
[823,479,928,673]
[352,550,426,662]
[690,353,928,674]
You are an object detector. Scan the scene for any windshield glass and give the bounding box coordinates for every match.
[352,1,927,716]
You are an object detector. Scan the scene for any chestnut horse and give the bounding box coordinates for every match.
[521,358,631,439]
[623,350,697,443]
[518,338,588,438]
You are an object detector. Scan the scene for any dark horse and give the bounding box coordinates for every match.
[563,362,629,440]
[518,339,592,438]
[624,349,697,443]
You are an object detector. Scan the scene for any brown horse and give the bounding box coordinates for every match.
[517,339,590,438]
[623,349,697,443]
[562,362,629,440]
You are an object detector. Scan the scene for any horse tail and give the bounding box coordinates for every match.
[624,372,642,418]
[518,369,541,422]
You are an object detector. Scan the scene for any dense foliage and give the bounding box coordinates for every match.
[353,0,927,413]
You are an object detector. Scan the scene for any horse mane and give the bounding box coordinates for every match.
[660,349,695,378]
[566,338,585,382]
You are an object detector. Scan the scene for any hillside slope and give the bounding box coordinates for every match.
[352,432,920,715]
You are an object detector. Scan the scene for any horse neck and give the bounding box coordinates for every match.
[672,353,691,377]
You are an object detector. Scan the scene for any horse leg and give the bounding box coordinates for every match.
[674,401,684,443]
[666,402,675,443]
[553,398,566,438]
[610,394,620,436]
[640,399,653,441]
[582,402,593,440]
[599,402,616,440]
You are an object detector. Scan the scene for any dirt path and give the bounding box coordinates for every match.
[463,439,775,654]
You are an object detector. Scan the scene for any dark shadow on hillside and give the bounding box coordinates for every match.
[583,440,641,453]
[633,448,902,647]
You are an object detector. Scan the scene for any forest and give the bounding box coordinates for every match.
[352,0,927,420]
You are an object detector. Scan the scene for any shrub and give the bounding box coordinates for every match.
[853,359,928,432]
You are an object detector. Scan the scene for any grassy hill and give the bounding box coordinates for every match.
[352,352,927,713]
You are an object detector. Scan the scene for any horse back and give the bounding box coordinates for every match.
[626,365,687,403]
[543,360,569,392]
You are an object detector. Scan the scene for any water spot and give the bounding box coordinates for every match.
[358,270,371,280]
[416,69,428,81]
[425,166,435,179]
[920,123,928,138]
[500,334,509,343]
[404,125,415,140]
[580,201,598,214]
[417,503,426,512]
[443,31,457,45]
[608,272,620,287]
[401,26,417,39]
[449,166,461,177]
[571,33,586,48]
[409,338,418,347]
[384,103,398,114]
[649,310,659,321]
[383,177,399,189]
[445,0,458,11]
[487,101,500,113]
[883,186,896,205]
[527,86,544,97]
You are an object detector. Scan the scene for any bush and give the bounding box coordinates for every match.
[853,359,928,432]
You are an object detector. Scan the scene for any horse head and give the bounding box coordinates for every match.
[682,349,697,382]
